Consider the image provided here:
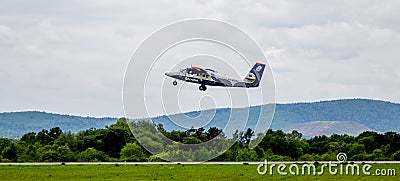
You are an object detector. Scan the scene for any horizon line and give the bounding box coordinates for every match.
[0,98,398,118]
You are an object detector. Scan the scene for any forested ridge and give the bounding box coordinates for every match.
[2,99,399,138]
[1,118,400,162]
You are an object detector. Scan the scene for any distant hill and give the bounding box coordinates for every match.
[272,99,400,133]
[282,121,374,137]
[1,99,399,138]
[0,111,116,138]
[152,99,400,137]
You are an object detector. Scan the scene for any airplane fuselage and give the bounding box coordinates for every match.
[165,62,265,91]
[166,69,244,87]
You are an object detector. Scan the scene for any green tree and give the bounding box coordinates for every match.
[239,128,254,145]
[371,149,386,160]
[49,127,62,141]
[0,138,11,152]
[57,145,75,162]
[286,138,304,159]
[2,143,18,162]
[348,143,366,159]
[299,154,314,161]
[254,146,265,159]
[102,126,134,158]
[77,148,109,162]
[54,131,78,152]
[41,150,60,162]
[358,136,375,153]
[76,128,105,152]
[20,132,37,145]
[391,150,400,161]
[235,148,258,161]
[37,129,51,145]
[206,127,222,140]
[120,143,147,161]
[183,137,202,144]
[19,143,41,162]
[291,130,302,139]
[307,135,330,155]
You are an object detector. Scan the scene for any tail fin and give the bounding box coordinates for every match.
[243,62,266,87]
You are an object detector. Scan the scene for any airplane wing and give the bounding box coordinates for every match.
[189,66,215,81]
[191,66,210,75]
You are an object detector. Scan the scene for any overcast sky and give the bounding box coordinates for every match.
[1,1,399,117]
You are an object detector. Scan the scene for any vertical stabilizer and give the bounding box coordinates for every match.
[243,62,266,87]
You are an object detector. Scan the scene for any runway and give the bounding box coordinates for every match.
[1,161,400,166]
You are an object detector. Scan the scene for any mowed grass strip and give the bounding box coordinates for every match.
[0,163,398,180]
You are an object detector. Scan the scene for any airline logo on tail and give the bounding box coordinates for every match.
[256,65,263,72]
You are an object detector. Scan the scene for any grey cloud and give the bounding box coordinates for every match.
[0,0,399,116]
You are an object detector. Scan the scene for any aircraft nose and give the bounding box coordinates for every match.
[165,72,171,77]
[165,71,179,77]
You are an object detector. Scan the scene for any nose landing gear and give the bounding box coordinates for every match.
[199,85,207,91]
[173,80,177,86]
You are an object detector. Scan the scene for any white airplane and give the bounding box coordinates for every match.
[165,62,266,91]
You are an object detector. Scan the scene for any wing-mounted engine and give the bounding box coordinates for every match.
[190,66,214,81]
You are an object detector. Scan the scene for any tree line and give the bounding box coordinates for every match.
[1,118,400,162]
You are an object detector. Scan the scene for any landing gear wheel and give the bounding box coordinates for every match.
[173,80,177,86]
[199,85,207,91]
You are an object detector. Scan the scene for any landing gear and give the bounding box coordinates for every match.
[199,85,207,91]
[173,80,177,86]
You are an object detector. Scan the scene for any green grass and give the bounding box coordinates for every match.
[0,163,398,180]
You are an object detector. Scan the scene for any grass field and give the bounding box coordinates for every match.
[0,163,398,180]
